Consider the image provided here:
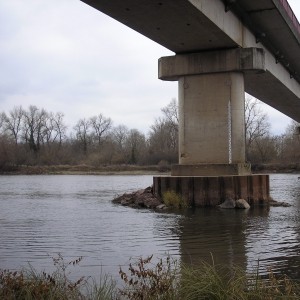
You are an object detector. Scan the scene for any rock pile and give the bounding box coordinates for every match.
[112,186,167,209]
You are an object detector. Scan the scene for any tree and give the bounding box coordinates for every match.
[1,106,24,144]
[279,120,300,163]
[245,97,271,161]
[90,114,112,145]
[148,99,179,164]
[42,112,66,147]
[74,118,91,155]
[124,129,146,164]
[23,106,48,153]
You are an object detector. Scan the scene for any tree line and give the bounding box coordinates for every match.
[0,97,299,169]
[0,100,178,169]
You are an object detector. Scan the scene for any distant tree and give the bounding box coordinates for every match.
[124,129,146,164]
[1,106,24,144]
[245,97,271,161]
[42,112,67,147]
[279,120,300,163]
[90,114,112,145]
[148,99,179,164]
[23,106,48,153]
[112,125,129,150]
[74,118,91,155]
[161,98,179,132]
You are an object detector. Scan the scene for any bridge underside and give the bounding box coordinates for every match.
[80,0,300,205]
[81,0,300,122]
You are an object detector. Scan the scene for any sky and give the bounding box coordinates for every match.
[0,0,299,136]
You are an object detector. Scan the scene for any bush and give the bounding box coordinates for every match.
[0,254,116,300]
[162,190,188,208]
[2,254,300,300]
[119,254,178,300]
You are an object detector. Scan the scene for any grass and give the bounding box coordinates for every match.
[162,190,188,208]
[1,254,300,299]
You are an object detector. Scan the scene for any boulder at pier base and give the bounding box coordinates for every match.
[153,175,270,207]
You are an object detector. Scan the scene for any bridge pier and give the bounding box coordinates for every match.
[154,48,270,206]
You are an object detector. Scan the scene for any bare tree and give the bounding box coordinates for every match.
[245,97,270,160]
[1,106,24,144]
[124,129,146,164]
[74,118,91,155]
[43,112,66,146]
[148,99,179,164]
[23,106,48,153]
[90,114,112,145]
[279,120,300,163]
[161,98,179,131]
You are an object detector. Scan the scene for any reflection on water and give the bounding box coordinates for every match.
[0,174,300,281]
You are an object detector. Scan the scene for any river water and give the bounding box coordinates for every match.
[0,174,300,282]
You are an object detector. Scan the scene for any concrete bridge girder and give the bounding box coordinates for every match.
[81,0,300,122]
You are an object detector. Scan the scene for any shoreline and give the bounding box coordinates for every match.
[0,163,300,175]
[0,164,171,176]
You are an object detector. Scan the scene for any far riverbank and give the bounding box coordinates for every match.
[0,163,300,175]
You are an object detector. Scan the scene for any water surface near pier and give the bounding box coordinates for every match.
[0,174,299,281]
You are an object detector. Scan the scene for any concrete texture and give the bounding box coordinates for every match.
[177,72,246,168]
[171,164,251,176]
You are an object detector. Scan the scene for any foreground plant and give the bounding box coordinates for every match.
[119,254,178,300]
[0,254,116,300]
[179,260,300,300]
[1,253,300,300]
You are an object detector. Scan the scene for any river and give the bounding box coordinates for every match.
[0,174,300,282]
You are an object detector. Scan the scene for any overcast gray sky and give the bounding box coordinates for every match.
[0,0,299,135]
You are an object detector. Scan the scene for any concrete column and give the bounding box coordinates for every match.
[173,72,249,176]
[179,72,245,164]
[155,49,269,203]
[158,49,264,176]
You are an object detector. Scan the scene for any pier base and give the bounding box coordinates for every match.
[153,175,270,207]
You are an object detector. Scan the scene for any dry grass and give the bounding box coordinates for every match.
[1,254,300,300]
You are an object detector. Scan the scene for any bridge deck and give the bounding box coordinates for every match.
[81,0,300,122]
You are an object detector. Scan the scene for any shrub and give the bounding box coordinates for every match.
[119,254,178,300]
[162,190,188,208]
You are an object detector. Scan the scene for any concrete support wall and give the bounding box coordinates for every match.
[178,72,245,165]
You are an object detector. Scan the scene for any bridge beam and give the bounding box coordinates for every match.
[159,48,265,176]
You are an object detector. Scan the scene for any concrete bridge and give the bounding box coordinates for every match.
[81,0,300,205]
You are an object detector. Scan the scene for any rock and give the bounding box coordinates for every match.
[236,199,250,209]
[219,198,236,209]
[112,186,163,209]
[156,204,167,210]
[269,200,291,207]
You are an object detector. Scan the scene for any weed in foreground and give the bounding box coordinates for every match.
[1,253,300,300]
[0,254,116,300]
[0,254,85,300]
[118,254,178,300]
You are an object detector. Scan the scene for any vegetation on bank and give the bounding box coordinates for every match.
[1,162,300,176]
[0,164,171,175]
[1,98,300,174]
[1,254,300,300]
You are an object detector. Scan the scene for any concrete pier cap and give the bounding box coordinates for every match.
[154,48,270,206]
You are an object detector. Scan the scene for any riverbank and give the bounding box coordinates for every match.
[1,254,299,300]
[0,164,171,175]
[1,163,300,175]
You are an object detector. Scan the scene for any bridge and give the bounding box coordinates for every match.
[81,0,300,205]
